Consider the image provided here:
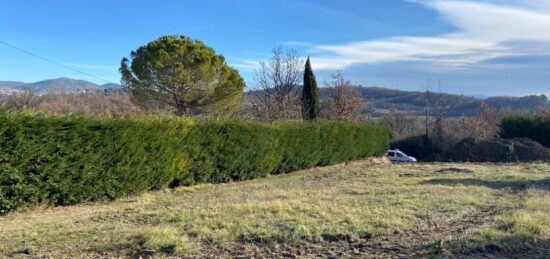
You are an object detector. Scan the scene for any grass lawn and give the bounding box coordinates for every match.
[1,161,550,258]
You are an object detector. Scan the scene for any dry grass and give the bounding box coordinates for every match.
[1,162,549,257]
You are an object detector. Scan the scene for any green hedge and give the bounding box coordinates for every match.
[180,120,280,184]
[0,111,192,214]
[500,115,550,148]
[0,111,390,213]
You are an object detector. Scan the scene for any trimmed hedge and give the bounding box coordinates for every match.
[0,111,192,213]
[0,111,390,213]
[178,120,389,183]
[500,115,550,148]
[181,120,280,184]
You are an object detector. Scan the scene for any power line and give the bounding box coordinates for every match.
[0,40,114,84]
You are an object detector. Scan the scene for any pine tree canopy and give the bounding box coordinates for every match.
[120,35,245,116]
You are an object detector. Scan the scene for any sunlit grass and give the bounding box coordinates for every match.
[1,162,549,257]
[447,189,550,254]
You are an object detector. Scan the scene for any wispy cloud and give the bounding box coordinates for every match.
[308,0,550,70]
[229,60,259,72]
[282,41,311,47]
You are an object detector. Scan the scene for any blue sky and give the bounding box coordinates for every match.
[1,0,550,96]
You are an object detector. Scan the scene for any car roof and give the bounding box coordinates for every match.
[388,150,407,155]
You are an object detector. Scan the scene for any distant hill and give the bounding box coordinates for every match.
[342,86,549,117]
[0,78,547,116]
[0,78,122,94]
[30,78,100,93]
[0,81,26,94]
[247,86,548,117]
[0,86,18,95]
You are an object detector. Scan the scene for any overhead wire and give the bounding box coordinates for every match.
[0,39,114,84]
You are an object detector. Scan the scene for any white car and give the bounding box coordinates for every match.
[387,150,417,163]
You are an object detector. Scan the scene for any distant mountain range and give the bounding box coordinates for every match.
[0,78,547,117]
[0,78,122,94]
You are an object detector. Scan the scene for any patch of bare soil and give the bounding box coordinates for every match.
[399,167,473,178]
[435,167,474,174]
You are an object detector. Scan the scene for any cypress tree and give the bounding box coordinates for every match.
[301,57,320,120]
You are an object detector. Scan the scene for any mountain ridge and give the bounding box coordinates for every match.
[0,77,122,93]
[346,86,548,116]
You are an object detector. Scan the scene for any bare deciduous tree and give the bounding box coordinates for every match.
[37,92,141,116]
[381,109,420,139]
[248,47,303,121]
[1,90,142,117]
[322,72,364,121]
[460,101,497,141]
[4,88,42,110]
[536,106,550,117]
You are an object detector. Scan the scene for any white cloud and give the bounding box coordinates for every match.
[282,41,311,47]
[309,0,550,70]
[230,60,258,71]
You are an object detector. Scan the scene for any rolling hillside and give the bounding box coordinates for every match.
[0,78,121,94]
[351,87,549,116]
[0,78,547,116]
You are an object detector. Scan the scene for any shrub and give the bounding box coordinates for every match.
[500,115,550,148]
[391,135,442,162]
[0,111,390,213]
[0,111,192,213]
[277,121,389,172]
[447,137,550,163]
[180,120,281,184]
[181,120,390,182]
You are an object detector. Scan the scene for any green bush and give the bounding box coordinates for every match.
[0,111,192,214]
[180,120,281,184]
[0,111,390,214]
[276,121,389,172]
[500,115,550,148]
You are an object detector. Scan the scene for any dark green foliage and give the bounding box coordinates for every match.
[0,111,191,214]
[0,111,389,214]
[500,115,550,148]
[301,57,320,120]
[391,135,442,162]
[181,120,389,182]
[180,120,281,184]
[447,137,550,162]
[120,35,245,116]
[277,121,389,172]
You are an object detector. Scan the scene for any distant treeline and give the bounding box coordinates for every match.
[2,79,548,118]
[345,87,549,117]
